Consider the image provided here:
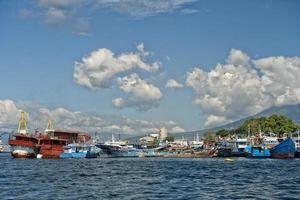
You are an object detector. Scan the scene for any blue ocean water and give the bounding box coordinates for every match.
[1,153,300,200]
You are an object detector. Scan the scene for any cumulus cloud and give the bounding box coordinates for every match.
[74,43,160,89]
[165,79,184,89]
[186,49,300,127]
[0,100,20,130]
[204,115,226,127]
[113,73,162,111]
[0,99,185,135]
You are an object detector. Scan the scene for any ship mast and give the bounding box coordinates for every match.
[17,111,28,135]
[44,118,54,135]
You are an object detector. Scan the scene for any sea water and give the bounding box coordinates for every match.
[1,153,300,199]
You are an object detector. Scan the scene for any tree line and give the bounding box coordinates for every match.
[214,114,300,138]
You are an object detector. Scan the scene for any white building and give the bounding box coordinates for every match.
[160,127,168,140]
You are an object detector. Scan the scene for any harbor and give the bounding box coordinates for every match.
[4,111,300,160]
[1,1,300,199]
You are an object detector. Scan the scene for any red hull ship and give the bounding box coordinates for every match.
[9,112,91,159]
[36,130,90,159]
[8,112,39,158]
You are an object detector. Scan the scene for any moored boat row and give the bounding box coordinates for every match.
[6,111,300,159]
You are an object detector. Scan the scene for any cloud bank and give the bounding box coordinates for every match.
[0,100,184,135]
[185,49,300,127]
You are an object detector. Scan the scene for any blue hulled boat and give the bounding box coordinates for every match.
[60,143,98,159]
[270,138,295,159]
[244,135,271,158]
[244,145,271,158]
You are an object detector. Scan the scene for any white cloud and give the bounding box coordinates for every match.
[74,44,160,89]
[37,0,83,8]
[43,7,67,25]
[204,115,226,128]
[165,79,184,89]
[37,0,83,25]
[186,49,300,127]
[0,100,19,129]
[22,0,198,34]
[0,99,185,135]
[180,8,198,14]
[113,73,162,111]
[170,126,185,133]
[95,0,198,17]
[28,0,90,35]
[226,48,251,67]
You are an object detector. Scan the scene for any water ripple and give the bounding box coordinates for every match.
[1,154,300,199]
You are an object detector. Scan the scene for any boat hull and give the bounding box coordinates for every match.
[215,148,232,157]
[244,145,271,158]
[11,147,36,158]
[295,149,300,158]
[8,137,38,158]
[271,138,295,159]
[98,144,154,157]
[60,152,87,159]
[39,144,64,159]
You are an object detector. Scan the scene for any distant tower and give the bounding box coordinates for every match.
[44,118,54,135]
[17,111,28,135]
[159,127,168,140]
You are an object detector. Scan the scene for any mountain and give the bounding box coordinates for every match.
[216,104,300,131]
[167,104,300,140]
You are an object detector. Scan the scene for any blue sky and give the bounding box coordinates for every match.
[0,0,300,133]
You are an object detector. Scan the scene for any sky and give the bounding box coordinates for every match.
[0,0,300,135]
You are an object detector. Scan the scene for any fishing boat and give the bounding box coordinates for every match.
[244,134,271,158]
[292,133,300,158]
[97,134,157,157]
[190,134,204,150]
[244,145,271,158]
[263,133,279,149]
[8,112,39,158]
[214,141,232,157]
[97,142,143,157]
[60,143,98,158]
[36,119,92,159]
[214,137,246,157]
[0,136,10,153]
[235,138,247,151]
[270,137,295,159]
[37,137,68,159]
[230,138,247,157]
